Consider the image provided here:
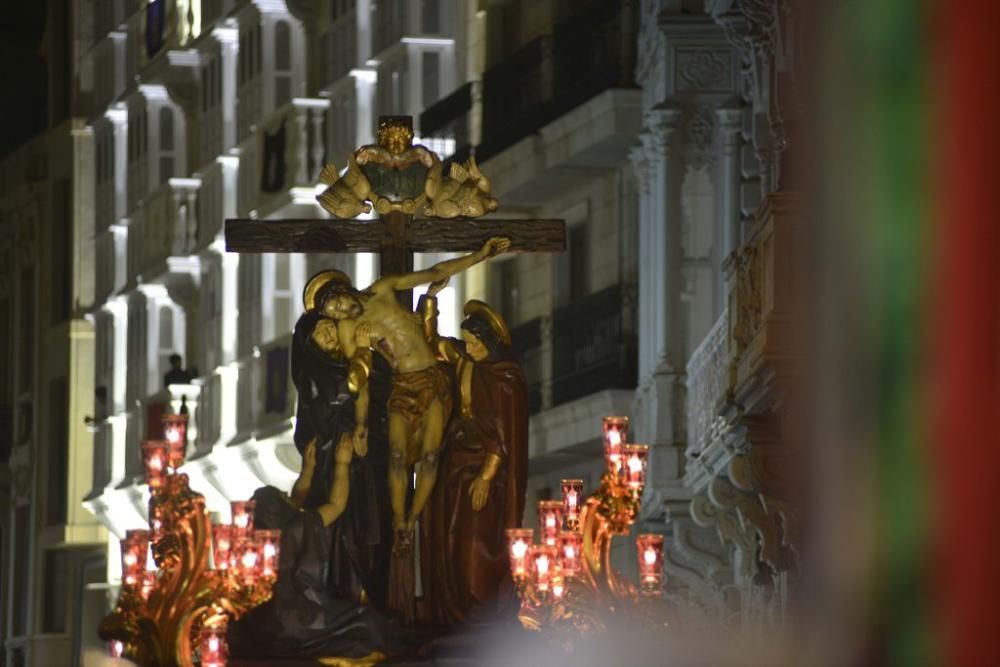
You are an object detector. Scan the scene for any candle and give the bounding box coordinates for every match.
[141,440,169,490]
[119,529,150,591]
[230,500,255,540]
[558,531,583,578]
[506,528,534,582]
[200,620,228,667]
[537,500,564,547]
[636,533,665,594]
[621,444,649,492]
[161,413,188,471]
[109,640,125,658]
[560,479,584,531]
[602,416,629,476]
[234,539,260,585]
[254,529,281,578]
[530,544,558,597]
[212,523,233,570]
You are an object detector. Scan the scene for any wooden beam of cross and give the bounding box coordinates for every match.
[224,116,566,303]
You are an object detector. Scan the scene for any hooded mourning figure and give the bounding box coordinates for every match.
[228,272,396,661]
[419,297,530,627]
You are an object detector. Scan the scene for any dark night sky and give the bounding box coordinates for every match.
[0,4,50,158]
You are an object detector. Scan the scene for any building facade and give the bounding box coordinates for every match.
[0,0,801,662]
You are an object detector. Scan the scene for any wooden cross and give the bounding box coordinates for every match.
[224,116,565,301]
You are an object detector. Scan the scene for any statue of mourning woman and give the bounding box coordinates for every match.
[417,282,530,627]
[228,270,397,663]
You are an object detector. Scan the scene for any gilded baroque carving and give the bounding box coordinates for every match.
[676,50,732,92]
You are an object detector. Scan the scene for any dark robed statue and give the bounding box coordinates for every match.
[418,287,530,626]
[228,270,397,662]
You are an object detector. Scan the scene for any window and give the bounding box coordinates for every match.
[46,379,68,526]
[11,505,30,636]
[51,179,72,324]
[492,258,519,325]
[159,106,175,181]
[422,0,439,33]
[43,549,69,632]
[422,51,440,106]
[274,21,292,107]
[19,267,34,392]
[555,222,590,307]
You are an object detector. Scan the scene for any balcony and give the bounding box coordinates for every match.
[418,81,474,163]
[236,98,330,218]
[126,177,201,281]
[685,308,733,462]
[478,0,637,162]
[234,334,294,443]
[551,283,637,406]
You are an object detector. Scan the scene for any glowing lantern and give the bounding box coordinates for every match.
[141,440,169,490]
[558,531,583,578]
[119,529,150,591]
[602,416,629,476]
[200,619,228,667]
[636,533,665,593]
[506,528,534,582]
[161,412,188,470]
[530,544,558,597]
[212,523,233,571]
[230,500,255,540]
[109,640,125,658]
[621,444,650,492]
[233,539,260,585]
[537,500,563,547]
[560,478,584,531]
[254,529,281,578]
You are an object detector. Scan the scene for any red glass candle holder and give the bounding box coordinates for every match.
[530,544,558,597]
[506,528,533,582]
[558,531,583,578]
[621,444,650,492]
[230,500,255,540]
[560,479,584,531]
[109,640,125,658]
[200,619,228,667]
[537,500,563,547]
[212,523,233,571]
[141,440,170,490]
[161,412,188,470]
[551,569,566,601]
[233,538,260,585]
[254,529,281,579]
[120,529,150,591]
[636,533,665,594]
[602,416,629,476]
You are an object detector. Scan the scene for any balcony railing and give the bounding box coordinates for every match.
[237,98,329,216]
[127,178,201,280]
[551,283,637,406]
[478,0,637,161]
[511,317,544,414]
[685,308,732,459]
[418,81,474,161]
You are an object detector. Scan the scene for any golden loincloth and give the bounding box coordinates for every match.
[388,365,453,433]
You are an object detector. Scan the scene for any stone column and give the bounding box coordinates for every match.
[633,108,687,500]
[715,107,743,285]
[213,27,239,152]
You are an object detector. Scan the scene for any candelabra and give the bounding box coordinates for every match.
[99,413,278,666]
[510,416,668,636]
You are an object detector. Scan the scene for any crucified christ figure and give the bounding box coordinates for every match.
[317,237,512,550]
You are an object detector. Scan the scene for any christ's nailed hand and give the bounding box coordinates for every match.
[481,236,511,258]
